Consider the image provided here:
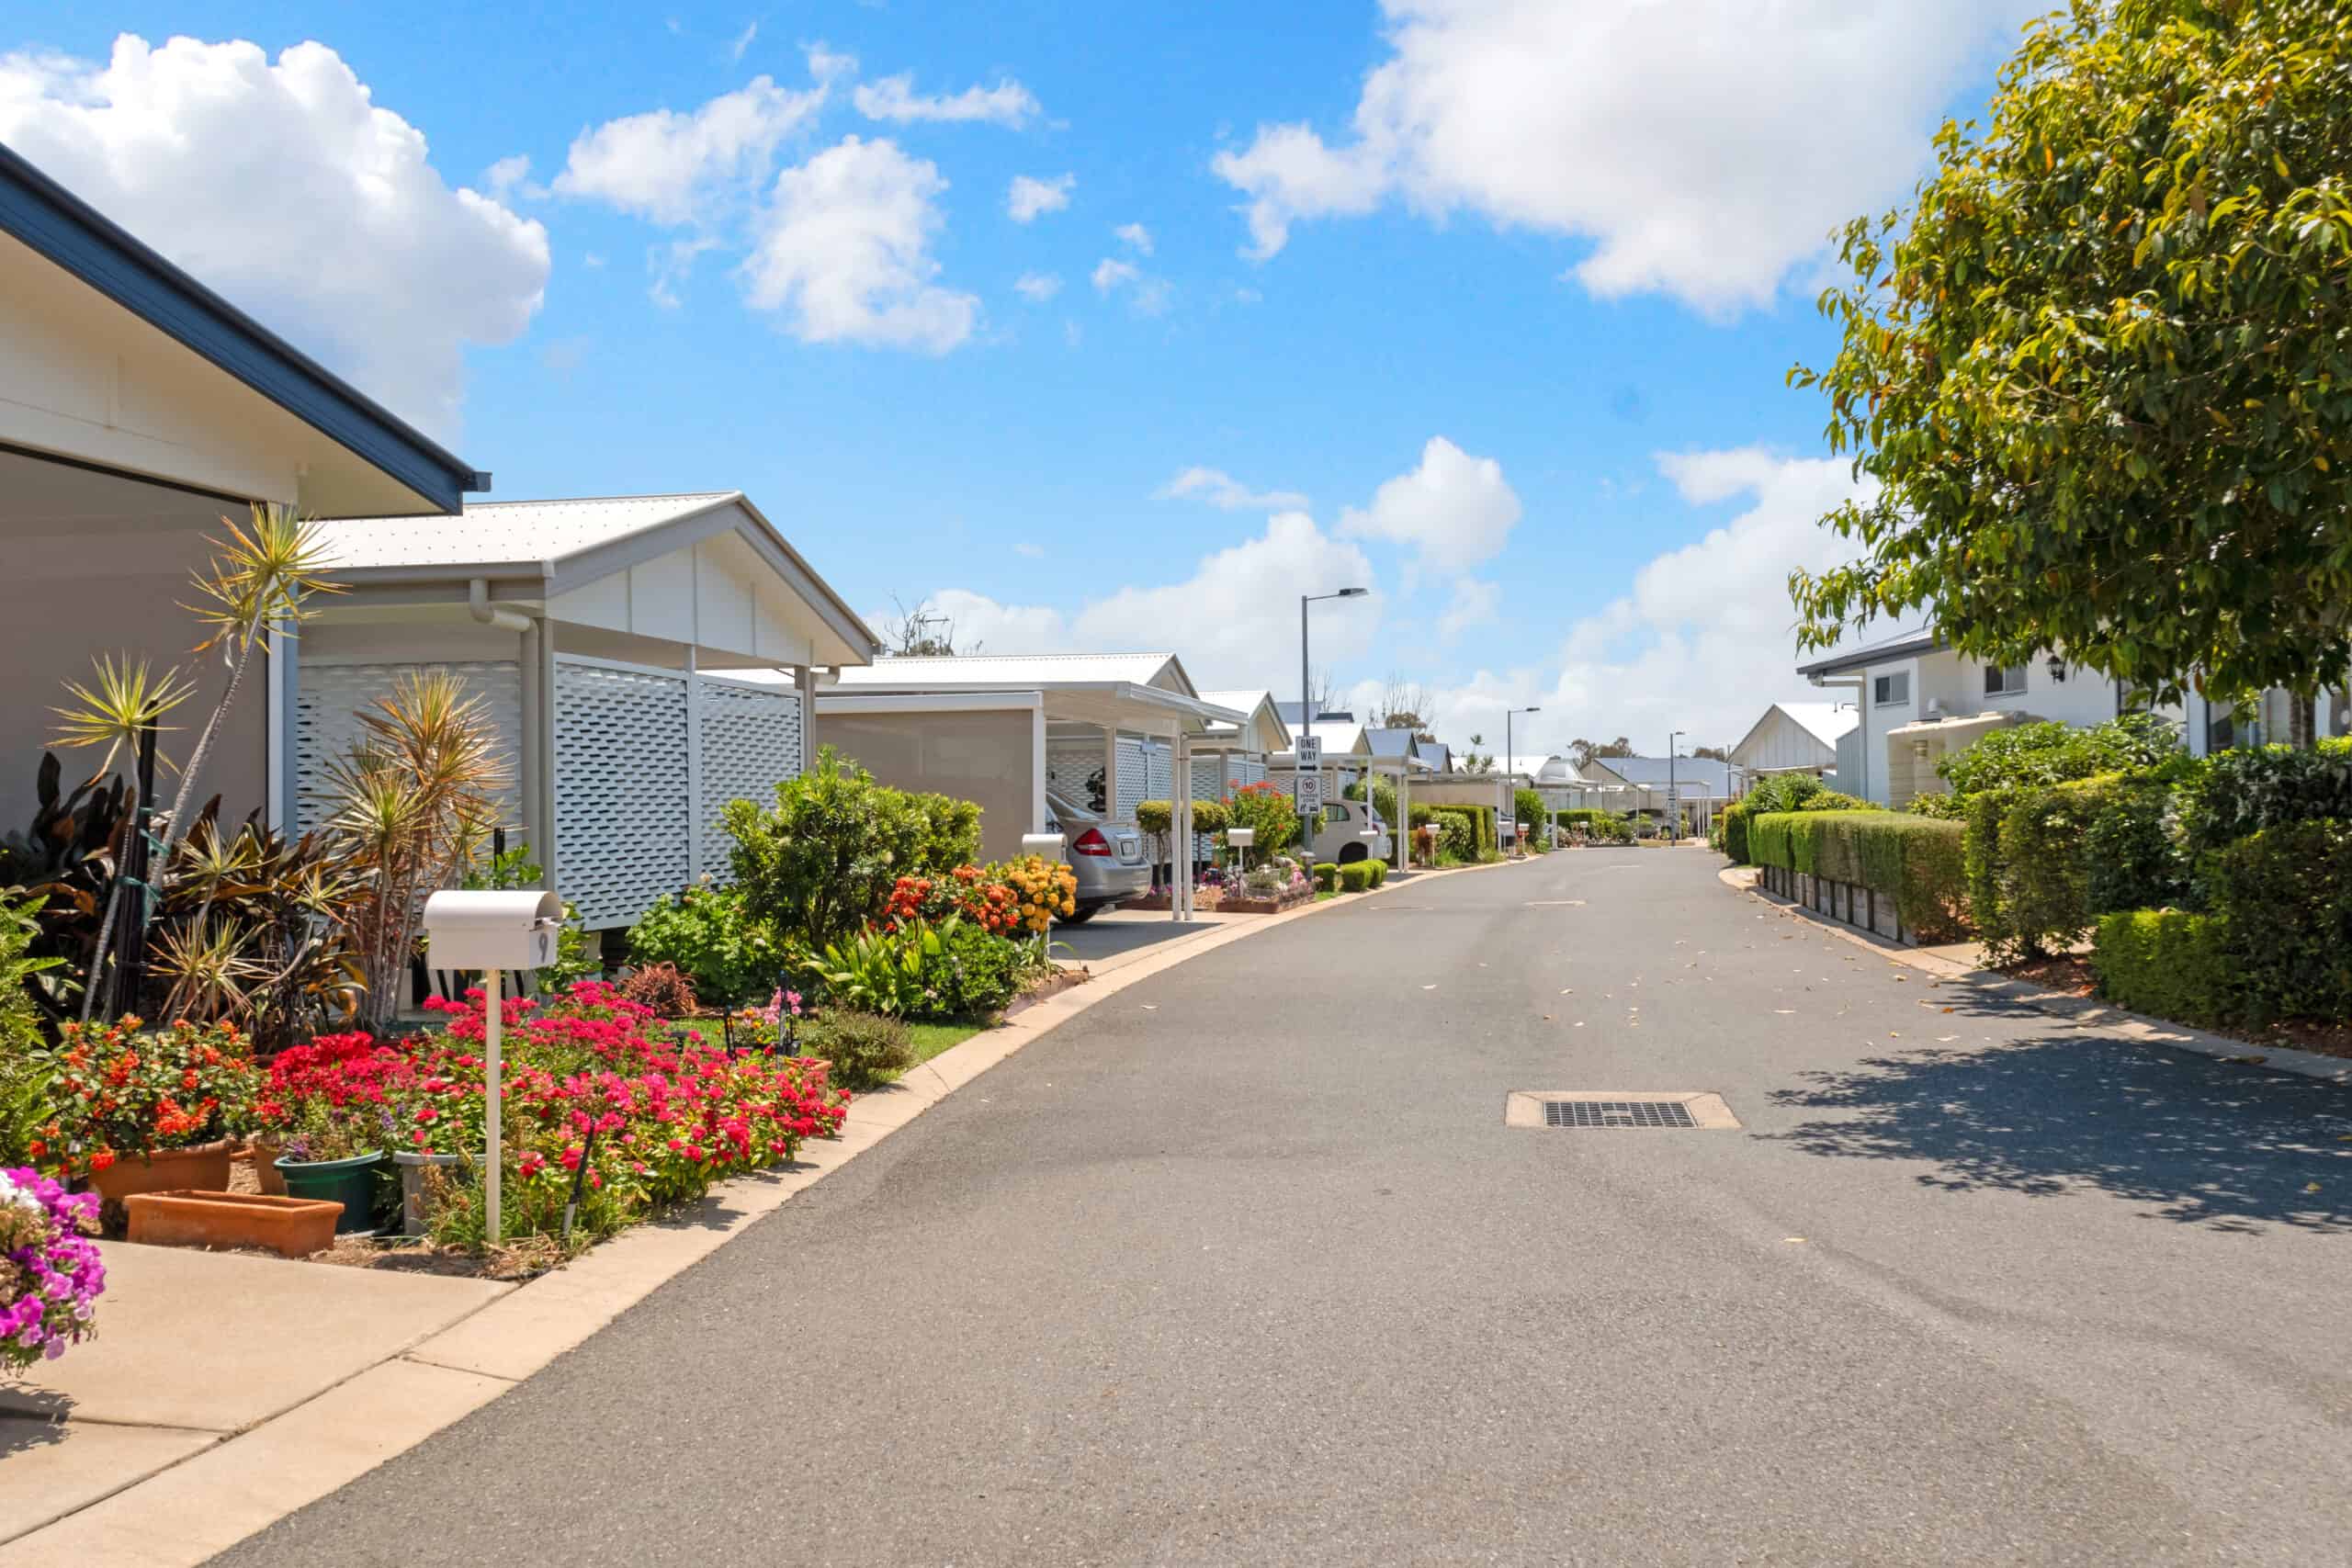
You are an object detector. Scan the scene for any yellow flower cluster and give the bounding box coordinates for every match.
[1002,854,1080,933]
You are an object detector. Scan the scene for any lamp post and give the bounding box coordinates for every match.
[1299,587,1369,849]
[1504,705,1540,850]
[1668,729,1686,842]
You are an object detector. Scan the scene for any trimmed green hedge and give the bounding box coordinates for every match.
[1429,804,1498,860]
[1313,862,1340,893]
[1747,810,1970,942]
[1367,859,1387,886]
[2207,818,2352,1024]
[2092,910,2235,1028]
[1136,798,1233,835]
[1339,861,1379,893]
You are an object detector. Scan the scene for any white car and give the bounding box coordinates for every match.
[1308,798,1392,865]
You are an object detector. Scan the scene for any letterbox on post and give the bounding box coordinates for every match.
[420,890,563,1246]
[1020,831,1066,862]
[1225,825,1253,875]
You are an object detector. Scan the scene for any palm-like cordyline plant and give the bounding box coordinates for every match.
[49,504,340,1021]
[329,671,511,1030]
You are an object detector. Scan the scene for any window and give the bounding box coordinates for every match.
[1872,671,1910,707]
[1984,664,2029,697]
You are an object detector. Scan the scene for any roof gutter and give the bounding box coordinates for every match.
[469,577,533,634]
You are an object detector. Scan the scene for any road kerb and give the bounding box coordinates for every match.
[1721,863,2352,1087]
[4,853,1547,1567]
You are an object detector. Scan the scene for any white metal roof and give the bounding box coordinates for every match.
[1775,702,1862,749]
[310,491,878,665]
[837,652,1197,696]
[313,493,737,570]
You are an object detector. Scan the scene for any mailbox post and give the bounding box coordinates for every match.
[1227,825,1254,878]
[420,889,562,1245]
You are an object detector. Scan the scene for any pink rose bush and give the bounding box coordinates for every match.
[0,1167,104,1370]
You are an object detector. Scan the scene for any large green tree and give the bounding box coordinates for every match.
[1791,0,2352,707]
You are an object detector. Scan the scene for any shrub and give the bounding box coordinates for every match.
[1747,810,1970,942]
[1513,788,1548,846]
[2178,739,2352,856]
[1338,861,1377,893]
[1225,781,1300,859]
[1936,712,2183,797]
[1427,807,1478,862]
[1314,862,1340,892]
[2206,819,2352,1024]
[1366,860,1387,886]
[0,895,61,1167]
[1717,801,1754,863]
[2092,910,2235,1029]
[1989,782,2108,960]
[801,1009,914,1089]
[1798,790,1880,813]
[2084,779,2187,914]
[1746,773,1826,817]
[619,962,698,1018]
[627,883,784,1005]
[934,919,1028,1017]
[723,746,982,955]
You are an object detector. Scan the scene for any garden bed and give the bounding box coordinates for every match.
[1004,967,1089,1018]
[1217,889,1315,915]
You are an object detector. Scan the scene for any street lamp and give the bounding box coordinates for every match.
[1300,587,1369,845]
[1668,729,1685,842]
[1505,706,1540,848]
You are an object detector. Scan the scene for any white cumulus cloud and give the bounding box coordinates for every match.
[1339,435,1521,574]
[1156,467,1308,513]
[0,34,548,439]
[1213,0,2041,313]
[553,69,827,224]
[854,73,1039,128]
[741,135,978,352]
[1007,172,1074,221]
[894,513,1385,692]
[1114,221,1153,254]
[1013,271,1062,302]
[1423,447,1871,757]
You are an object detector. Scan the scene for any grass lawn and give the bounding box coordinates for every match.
[905,1018,989,1066]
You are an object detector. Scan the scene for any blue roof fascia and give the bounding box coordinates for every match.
[0,142,489,514]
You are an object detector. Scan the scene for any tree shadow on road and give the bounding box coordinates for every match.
[1763,1021,2352,1233]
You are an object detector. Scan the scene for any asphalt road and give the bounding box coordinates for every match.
[216,849,2352,1567]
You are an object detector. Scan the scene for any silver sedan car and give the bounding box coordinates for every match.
[1042,786,1149,923]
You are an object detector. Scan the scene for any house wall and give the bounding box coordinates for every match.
[820,707,1039,863]
[1733,710,1838,774]
[548,526,819,669]
[0,451,270,833]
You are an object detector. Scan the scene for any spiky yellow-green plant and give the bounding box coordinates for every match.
[330,671,512,1028]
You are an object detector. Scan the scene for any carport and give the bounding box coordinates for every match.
[810,654,1244,922]
[304,492,876,931]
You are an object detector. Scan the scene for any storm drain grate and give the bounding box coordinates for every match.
[1506,1091,1740,1130]
[1543,1098,1696,1129]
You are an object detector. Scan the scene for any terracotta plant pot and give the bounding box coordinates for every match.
[124,1190,343,1258]
[86,1139,235,1208]
[246,1139,288,1196]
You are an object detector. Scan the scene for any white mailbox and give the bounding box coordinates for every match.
[1020,831,1067,863]
[1225,827,1255,848]
[417,888,561,1247]
[421,890,563,972]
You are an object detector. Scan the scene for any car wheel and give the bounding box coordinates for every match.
[1337,842,1367,864]
[1057,903,1102,926]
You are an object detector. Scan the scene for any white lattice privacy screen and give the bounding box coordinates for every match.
[696,676,803,874]
[1046,739,1151,824]
[556,660,692,927]
[295,661,525,835]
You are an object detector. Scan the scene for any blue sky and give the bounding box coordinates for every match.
[2,1,2040,756]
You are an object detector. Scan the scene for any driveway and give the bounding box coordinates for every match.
[216,849,2352,1566]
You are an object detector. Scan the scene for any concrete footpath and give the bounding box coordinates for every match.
[0,855,1527,1568]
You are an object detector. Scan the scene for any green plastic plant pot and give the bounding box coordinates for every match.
[273,1150,388,1235]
